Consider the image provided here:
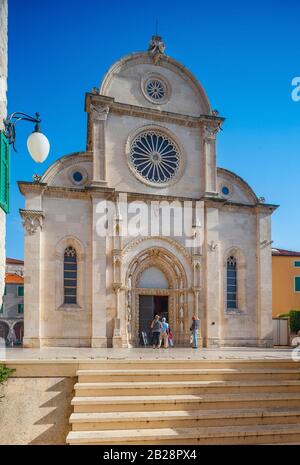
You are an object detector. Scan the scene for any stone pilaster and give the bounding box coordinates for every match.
[202,124,219,195]
[256,209,273,347]
[91,104,109,186]
[205,204,220,347]
[91,195,107,347]
[20,209,44,348]
[112,285,123,348]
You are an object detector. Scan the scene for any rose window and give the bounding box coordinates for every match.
[145,79,166,101]
[130,131,180,184]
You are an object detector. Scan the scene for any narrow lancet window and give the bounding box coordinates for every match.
[64,246,77,304]
[227,256,237,309]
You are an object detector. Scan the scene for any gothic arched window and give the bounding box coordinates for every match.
[64,246,77,304]
[227,256,237,309]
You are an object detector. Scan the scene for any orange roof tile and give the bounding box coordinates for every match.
[6,257,24,265]
[272,248,300,257]
[5,273,24,284]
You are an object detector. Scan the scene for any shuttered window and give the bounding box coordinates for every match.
[295,277,300,293]
[18,304,24,314]
[18,286,24,297]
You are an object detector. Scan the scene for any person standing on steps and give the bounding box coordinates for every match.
[168,326,174,347]
[150,314,162,349]
[190,315,199,349]
[160,317,169,349]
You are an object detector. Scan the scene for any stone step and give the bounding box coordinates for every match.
[74,379,300,396]
[69,407,300,431]
[78,359,300,371]
[77,367,300,383]
[66,422,300,445]
[71,392,300,412]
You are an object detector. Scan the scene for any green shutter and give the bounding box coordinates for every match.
[0,132,10,213]
[295,261,300,267]
[18,286,24,297]
[18,304,24,314]
[0,304,3,314]
[295,277,300,292]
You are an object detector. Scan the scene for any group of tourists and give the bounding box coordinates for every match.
[150,314,200,349]
[150,315,173,349]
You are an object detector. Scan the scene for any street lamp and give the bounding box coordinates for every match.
[3,112,50,163]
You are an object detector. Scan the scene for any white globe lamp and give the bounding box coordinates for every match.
[27,130,50,163]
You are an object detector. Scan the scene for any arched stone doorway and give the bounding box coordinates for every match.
[0,321,9,344]
[125,246,189,347]
[138,266,170,346]
[13,321,24,345]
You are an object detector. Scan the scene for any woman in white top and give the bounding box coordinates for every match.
[160,317,169,349]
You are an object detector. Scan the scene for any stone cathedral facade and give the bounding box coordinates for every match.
[19,36,277,348]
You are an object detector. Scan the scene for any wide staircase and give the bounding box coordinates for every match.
[66,358,300,445]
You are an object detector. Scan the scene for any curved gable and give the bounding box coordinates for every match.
[99,51,211,117]
[41,152,92,188]
[217,167,258,205]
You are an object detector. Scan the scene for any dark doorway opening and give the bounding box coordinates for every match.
[139,295,168,346]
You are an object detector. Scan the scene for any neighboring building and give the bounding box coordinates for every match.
[6,257,24,275]
[272,248,300,317]
[0,257,24,346]
[0,0,8,316]
[19,36,277,348]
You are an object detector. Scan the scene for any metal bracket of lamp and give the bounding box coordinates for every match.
[3,112,50,163]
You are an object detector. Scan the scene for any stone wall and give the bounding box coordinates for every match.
[105,114,204,198]
[0,377,75,445]
[0,0,8,311]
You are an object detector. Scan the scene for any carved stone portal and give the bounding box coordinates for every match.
[125,246,189,347]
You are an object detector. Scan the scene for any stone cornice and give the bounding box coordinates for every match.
[85,93,225,127]
[85,93,225,151]
[254,203,279,213]
[18,181,47,196]
[223,200,279,212]
[17,182,279,212]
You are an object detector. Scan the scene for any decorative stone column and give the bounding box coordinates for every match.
[112,284,122,348]
[192,245,203,350]
[202,124,220,196]
[192,287,203,347]
[112,211,124,347]
[205,204,221,347]
[19,209,44,348]
[91,104,109,186]
[112,256,122,347]
[191,199,203,346]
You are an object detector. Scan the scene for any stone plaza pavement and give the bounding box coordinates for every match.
[0,346,296,362]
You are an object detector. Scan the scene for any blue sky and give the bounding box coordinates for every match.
[6,0,300,259]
